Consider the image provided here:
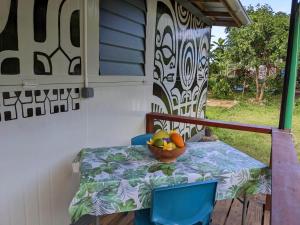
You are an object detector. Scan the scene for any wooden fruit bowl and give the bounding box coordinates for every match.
[148,144,186,163]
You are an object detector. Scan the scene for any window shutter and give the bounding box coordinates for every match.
[99,0,146,76]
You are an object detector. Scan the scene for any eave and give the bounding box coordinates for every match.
[176,0,251,27]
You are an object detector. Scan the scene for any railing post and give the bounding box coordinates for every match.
[279,0,300,130]
[146,113,155,133]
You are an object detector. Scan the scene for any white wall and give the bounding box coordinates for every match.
[0,0,154,224]
[0,0,209,224]
[0,83,152,225]
[0,92,86,225]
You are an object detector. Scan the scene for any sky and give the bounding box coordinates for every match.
[211,0,292,44]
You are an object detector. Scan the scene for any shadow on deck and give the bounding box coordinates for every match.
[97,195,270,225]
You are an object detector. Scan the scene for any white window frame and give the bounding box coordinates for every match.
[86,0,156,85]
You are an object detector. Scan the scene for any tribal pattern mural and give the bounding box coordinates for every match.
[0,0,81,76]
[0,0,82,121]
[152,0,211,139]
[0,0,19,75]
[0,88,80,122]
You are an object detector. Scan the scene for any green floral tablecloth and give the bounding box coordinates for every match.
[69,141,271,223]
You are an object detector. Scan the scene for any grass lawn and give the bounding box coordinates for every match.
[206,96,300,164]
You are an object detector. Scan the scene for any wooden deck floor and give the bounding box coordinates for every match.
[98,195,270,225]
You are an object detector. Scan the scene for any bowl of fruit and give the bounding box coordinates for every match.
[147,130,186,163]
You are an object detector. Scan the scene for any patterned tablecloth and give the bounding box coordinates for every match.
[69,141,271,223]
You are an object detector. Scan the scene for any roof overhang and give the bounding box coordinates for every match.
[175,0,251,27]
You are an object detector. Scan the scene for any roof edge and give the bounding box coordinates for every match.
[223,0,252,26]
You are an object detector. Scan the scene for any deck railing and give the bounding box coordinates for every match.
[146,112,273,134]
[271,130,300,225]
[145,112,300,225]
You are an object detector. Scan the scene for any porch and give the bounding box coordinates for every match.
[0,0,299,224]
[69,112,299,225]
[96,195,270,225]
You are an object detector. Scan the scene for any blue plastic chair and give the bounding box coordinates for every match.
[131,133,153,145]
[135,180,218,225]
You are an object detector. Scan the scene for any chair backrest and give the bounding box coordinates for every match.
[131,133,153,145]
[151,180,218,225]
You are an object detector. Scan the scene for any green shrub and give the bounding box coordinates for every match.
[265,74,284,96]
[209,75,233,99]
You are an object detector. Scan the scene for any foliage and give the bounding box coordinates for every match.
[265,74,284,95]
[210,38,229,76]
[209,75,233,99]
[227,5,289,68]
[209,38,234,98]
[296,98,300,108]
[209,4,290,101]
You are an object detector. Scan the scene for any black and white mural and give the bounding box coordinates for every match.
[0,0,82,122]
[0,0,81,76]
[152,0,210,139]
[0,88,80,122]
[0,0,19,75]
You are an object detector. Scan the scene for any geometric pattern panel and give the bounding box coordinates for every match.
[152,0,211,140]
[0,88,80,122]
[0,0,81,76]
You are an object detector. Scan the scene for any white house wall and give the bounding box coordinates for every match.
[0,83,151,225]
[0,0,210,225]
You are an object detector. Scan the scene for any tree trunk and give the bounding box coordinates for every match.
[242,80,246,98]
[259,82,266,101]
[259,66,269,102]
[255,67,260,101]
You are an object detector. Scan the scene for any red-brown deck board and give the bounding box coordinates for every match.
[95,195,270,225]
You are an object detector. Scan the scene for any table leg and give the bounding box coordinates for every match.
[95,216,100,225]
[242,195,249,225]
[265,194,271,211]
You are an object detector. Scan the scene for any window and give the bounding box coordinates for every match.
[99,0,146,76]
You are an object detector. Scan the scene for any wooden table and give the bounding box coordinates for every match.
[69,141,271,225]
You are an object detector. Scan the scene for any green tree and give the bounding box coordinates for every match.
[210,38,228,76]
[209,38,234,99]
[226,4,289,101]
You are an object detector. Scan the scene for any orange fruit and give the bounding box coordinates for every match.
[170,133,185,148]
